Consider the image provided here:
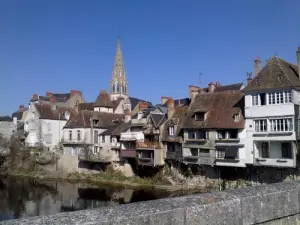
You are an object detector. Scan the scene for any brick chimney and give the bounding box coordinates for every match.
[215,81,221,87]
[247,72,253,85]
[189,85,199,99]
[161,96,172,105]
[167,98,175,119]
[297,47,300,77]
[139,102,148,110]
[254,56,261,77]
[208,82,216,93]
[19,105,25,110]
[46,92,54,97]
[31,94,38,101]
[50,95,56,104]
[70,90,82,97]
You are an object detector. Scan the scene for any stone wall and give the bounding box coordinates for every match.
[2,181,300,225]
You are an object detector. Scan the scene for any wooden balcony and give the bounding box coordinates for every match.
[166,151,182,160]
[138,157,154,166]
[120,149,137,158]
[136,141,161,149]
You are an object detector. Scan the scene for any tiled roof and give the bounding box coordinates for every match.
[161,105,189,143]
[214,83,244,92]
[78,102,94,111]
[129,97,152,111]
[101,122,130,136]
[181,91,245,129]
[243,57,300,92]
[64,110,124,129]
[94,90,114,108]
[35,104,76,120]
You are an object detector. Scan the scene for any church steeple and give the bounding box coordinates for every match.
[110,38,128,101]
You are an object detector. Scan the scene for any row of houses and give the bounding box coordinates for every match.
[2,41,300,178]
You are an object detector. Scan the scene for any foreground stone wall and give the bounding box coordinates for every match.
[2,181,300,225]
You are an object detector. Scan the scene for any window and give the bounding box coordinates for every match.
[216,148,226,159]
[252,95,259,106]
[234,114,240,122]
[167,143,175,152]
[281,143,292,159]
[284,91,292,103]
[260,142,269,158]
[197,131,206,139]
[190,148,199,156]
[77,130,81,141]
[93,146,98,154]
[195,112,205,121]
[101,135,105,143]
[69,130,72,140]
[47,123,51,131]
[46,134,52,144]
[199,148,209,154]
[260,93,266,105]
[94,130,98,144]
[269,91,292,105]
[169,126,174,136]
[269,118,293,132]
[188,131,196,139]
[254,120,267,132]
[217,130,227,139]
[228,130,238,139]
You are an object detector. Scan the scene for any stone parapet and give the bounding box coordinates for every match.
[2,181,300,225]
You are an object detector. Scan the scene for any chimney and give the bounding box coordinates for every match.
[46,92,54,97]
[19,105,24,110]
[254,56,261,77]
[50,95,56,104]
[31,94,38,101]
[208,82,216,93]
[161,96,172,105]
[138,102,148,110]
[70,90,82,97]
[167,98,175,119]
[189,85,199,99]
[297,47,300,77]
[247,72,253,85]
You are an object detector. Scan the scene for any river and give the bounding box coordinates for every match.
[0,176,193,222]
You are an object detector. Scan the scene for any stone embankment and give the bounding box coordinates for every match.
[2,181,300,225]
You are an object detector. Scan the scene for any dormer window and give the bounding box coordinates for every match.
[137,112,143,120]
[194,112,205,121]
[234,113,240,122]
[169,126,174,136]
[93,119,99,126]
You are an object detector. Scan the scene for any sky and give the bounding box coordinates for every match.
[0,0,300,115]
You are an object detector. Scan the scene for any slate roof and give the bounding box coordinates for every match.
[12,107,28,120]
[161,105,189,143]
[243,57,300,92]
[181,91,244,129]
[35,104,76,120]
[150,113,167,128]
[64,110,124,129]
[129,97,152,111]
[162,98,190,107]
[214,83,244,92]
[0,116,13,121]
[94,90,114,108]
[131,108,152,119]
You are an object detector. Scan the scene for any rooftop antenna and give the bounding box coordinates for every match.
[198,73,202,87]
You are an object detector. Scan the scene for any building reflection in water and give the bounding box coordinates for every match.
[0,177,173,222]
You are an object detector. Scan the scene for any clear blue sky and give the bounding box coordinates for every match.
[0,0,300,115]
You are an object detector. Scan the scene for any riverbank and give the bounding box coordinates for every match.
[6,168,208,192]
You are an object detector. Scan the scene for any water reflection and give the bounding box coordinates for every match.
[0,177,173,222]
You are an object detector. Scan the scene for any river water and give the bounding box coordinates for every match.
[0,177,189,222]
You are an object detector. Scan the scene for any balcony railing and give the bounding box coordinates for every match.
[120,132,144,141]
[166,151,182,160]
[254,157,295,168]
[136,141,161,149]
[78,151,113,163]
[120,149,137,158]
